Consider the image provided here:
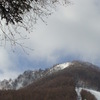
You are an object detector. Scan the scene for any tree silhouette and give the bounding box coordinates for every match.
[0,0,69,50]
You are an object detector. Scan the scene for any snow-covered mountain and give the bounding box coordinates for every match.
[0,61,100,100]
[0,61,99,91]
[0,62,71,90]
[49,62,72,73]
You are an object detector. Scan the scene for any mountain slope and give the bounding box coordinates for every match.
[76,87,100,100]
[0,62,71,90]
[66,61,100,90]
[0,62,77,100]
[0,61,100,100]
[84,88,100,100]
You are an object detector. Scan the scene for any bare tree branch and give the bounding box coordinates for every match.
[0,0,70,52]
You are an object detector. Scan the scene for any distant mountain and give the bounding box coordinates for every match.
[0,61,100,100]
[0,62,71,90]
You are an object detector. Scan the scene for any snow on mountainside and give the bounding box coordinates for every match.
[48,62,72,73]
[75,87,82,100]
[76,87,100,100]
[0,62,72,90]
[85,88,100,100]
[51,62,71,70]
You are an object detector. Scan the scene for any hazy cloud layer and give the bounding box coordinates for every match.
[27,0,100,63]
[0,0,100,79]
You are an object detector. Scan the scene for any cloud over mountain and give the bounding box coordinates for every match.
[0,0,100,79]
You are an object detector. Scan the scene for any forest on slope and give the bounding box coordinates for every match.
[0,61,100,100]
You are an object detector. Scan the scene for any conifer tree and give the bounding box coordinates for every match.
[0,0,69,49]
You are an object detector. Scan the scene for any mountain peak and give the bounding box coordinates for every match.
[54,62,72,70]
[0,61,99,90]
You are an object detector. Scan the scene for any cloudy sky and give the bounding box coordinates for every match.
[0,0,100,80]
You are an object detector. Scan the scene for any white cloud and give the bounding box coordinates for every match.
[0,48,20,80]
[25,0,100,63]
[0,0,100,79]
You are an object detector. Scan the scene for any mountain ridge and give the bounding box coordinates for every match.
[0,60,100,90]
[0,62,72,90]
[0,60,100,100]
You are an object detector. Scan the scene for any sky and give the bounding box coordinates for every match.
[0,0,100,80]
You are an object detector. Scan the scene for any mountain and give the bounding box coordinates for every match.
[0,61,100,100]
[0,62,71,90]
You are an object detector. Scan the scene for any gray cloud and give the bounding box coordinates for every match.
[0,0,100,79]
[26,0,100,63]
[0,48,20,80]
